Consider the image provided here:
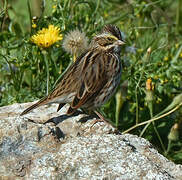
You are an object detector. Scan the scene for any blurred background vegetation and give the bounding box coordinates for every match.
[0,0,182,163]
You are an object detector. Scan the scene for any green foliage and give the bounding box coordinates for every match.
[0,0,182,163]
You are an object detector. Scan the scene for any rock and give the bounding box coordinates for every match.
[0,102,182,180]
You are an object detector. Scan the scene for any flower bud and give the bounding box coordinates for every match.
[145,78,154,102]
[143,47,151,63]
[168,123,179,141]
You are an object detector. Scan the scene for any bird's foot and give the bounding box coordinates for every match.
[89,110,107,129]
[90,119,105,129]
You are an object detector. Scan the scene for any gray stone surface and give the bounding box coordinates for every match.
[0,102,182,180]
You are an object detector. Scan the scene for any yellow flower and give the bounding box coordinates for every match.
[156,97,162,104]
[31,25,63,48]
[139,107,144,111]
[175,43,179,49]
[160,79,165,84]
[164,56,168,61]
[154,75,158,80]
[137,48,143,53]
[180,52,182,58]
[136,13,140,18]
[32,23,37,28]
[104,12,109,17]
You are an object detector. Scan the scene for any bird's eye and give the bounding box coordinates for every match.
[107,37,113,41]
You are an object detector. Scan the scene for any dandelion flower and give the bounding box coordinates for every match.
[62,29,89,61]
[31,25,63,48]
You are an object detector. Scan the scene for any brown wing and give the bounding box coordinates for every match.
[20,51,89,116]
[47,51,89,99]
[67,50,109,114]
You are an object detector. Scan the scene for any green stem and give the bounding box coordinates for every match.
[0,54,17,89]
[115,109,119,128]
[176,0,182,33]
[94,0,100,14]
[135,49,151,124]
[0,0,8,31]
[142,100,166,152]
[42,50,49,95]
[135,90,139,124]
[27,0,32,33]
[40,0,46,18]
[165,139,172,156]
[152,120,166,152]
[122,102,182,134]
[50,53,59,74]
[53,60,73,88]
[73,53,76,62]
[135,65,145,124]
[115,90,122,128]
[140,122,150,137]
[140,101,153,136]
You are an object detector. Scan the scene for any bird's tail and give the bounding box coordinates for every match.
[20,96,48,116]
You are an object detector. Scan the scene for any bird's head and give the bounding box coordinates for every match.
[92,25,125,53]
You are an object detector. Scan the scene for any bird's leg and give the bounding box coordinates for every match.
[80,109,113,129]
[94,110,105,121]
[90,110,109,129]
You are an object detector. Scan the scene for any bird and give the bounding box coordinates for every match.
[20,25,125,117]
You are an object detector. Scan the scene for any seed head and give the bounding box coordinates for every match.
[62,29,89,60]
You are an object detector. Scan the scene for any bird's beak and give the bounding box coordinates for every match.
[117,40,125,46]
